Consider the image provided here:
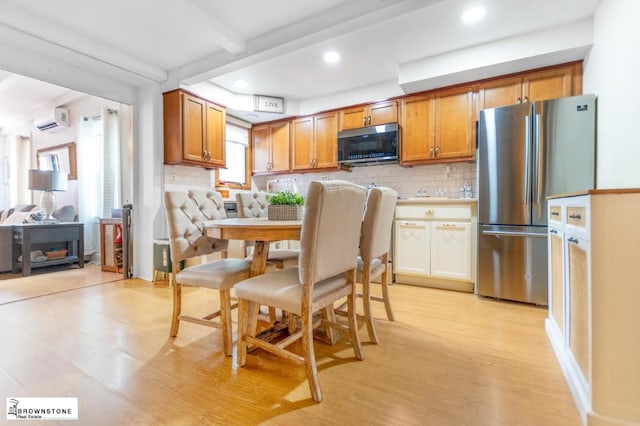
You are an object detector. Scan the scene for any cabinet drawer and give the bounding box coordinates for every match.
[566,207,586,228]
[549,205,562,221]
[396,205,471,220]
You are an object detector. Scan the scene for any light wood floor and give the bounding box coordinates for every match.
[0,270,580,426]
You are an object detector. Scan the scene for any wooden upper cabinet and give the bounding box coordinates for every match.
[477,76,523,110]
[313,112,338,169]
[478,63,580,111]
[523,65,574,103]
[400,94,436,163]
[251,121,290,174]
[291,111,338,171]
[291,116,314,170]
[400,86,474,164]
[339,100,398,130]
[163,89,226,168]
[204,102,225,166]
[435,86,475,160]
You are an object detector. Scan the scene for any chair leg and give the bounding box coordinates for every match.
[362,266,379,344]
[301,306,322,403]
[347,292,364,361]
[220,289,233,356]
[238,300,260,367]
[237,299,248,366]
[170,282,182,337]
[152,270,159,285]
[380,264,394,321]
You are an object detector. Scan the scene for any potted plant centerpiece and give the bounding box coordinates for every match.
[267,191,305,220]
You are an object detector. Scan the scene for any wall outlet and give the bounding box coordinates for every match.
[169,174,177,184]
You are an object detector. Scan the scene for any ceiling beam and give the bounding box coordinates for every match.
[180,0,245,54]
[176,0,441,86]
[0,2,167,83]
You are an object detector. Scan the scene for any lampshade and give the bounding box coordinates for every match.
[28,169,68,192]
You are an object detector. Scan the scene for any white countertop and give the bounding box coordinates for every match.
[397,197,477,205]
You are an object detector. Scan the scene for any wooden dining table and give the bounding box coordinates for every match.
[204,218,302,277]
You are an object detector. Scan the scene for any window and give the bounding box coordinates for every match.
[216,120,251,189]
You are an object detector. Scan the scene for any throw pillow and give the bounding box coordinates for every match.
[2,211,32,224]
[0,208,14,223]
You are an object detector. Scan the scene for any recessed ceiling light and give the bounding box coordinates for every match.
[323,51,340,64]
[234,79,249,89]
[461,6,486,23]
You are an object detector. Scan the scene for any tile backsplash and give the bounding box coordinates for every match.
[164,162,477,200]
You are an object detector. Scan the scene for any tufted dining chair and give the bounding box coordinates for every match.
[235,191,299,269]
[235,180,367,403]
[164,189,252,356]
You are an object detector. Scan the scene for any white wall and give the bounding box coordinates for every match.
[583,0,640,188]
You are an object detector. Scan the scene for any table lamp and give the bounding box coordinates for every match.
[28,169,68,222]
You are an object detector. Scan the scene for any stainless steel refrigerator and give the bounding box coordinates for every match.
[477,94,596,305]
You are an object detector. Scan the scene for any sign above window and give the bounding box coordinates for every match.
[254,95,285,113]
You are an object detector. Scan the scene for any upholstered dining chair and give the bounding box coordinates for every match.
[164,189,252,356]
[235,180,368,403]
[355,186,398,344]
[235,191,299,269]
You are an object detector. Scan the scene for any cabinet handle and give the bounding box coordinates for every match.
[440,224,457,228]
[367,116,371,125]
[363,116,366,126]
[517,97,522,104]
[569,213,582,219]
[425,209,434,215]
[551,211,560,216]
[435,146,440,157]
[524,96,529,103]
[568,237,579,244]
[550,229,558,234]
[429,147,434,158]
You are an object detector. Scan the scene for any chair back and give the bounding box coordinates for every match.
[360,187,398,261]
[164,189,228,264]
[235,191,269,218]
[298,180,367,285]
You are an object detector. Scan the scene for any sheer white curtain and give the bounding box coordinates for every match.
[77,108,121,257]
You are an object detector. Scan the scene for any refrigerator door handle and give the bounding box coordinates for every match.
[524,115,531,206]
[534,113,543,206]
[482,230,547,238]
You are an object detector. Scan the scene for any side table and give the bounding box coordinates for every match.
[12,222,84,276]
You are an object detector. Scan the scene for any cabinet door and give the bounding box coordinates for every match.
[269,122,290,172]
[313,112,338,169]
[523,66,573,103]
[182,93,206,163]
[478,76,523,110]
[430,222,471,280]
[394,221,430,275]
[549,228,565,333]
[339,105,367,130]
[252,125,271,173]
[369,100,398,126]
[435,86,475,159]
[567,235,589,380]
[204,102,225,167]
[291,116,314,170]
[400,94,435,163]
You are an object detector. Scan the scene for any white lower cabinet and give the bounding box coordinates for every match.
[546,190,640,426]
[394,201,475,291]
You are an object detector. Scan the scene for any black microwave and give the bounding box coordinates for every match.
[337,123,399,166]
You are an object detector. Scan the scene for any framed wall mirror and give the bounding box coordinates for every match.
[37,142,77,180]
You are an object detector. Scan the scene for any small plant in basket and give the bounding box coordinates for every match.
[267,191,305,220]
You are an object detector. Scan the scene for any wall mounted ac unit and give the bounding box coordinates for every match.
[35,107,69,131]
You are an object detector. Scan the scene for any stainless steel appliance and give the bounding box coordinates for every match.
[337,123,399,166]
[477,94,596,305]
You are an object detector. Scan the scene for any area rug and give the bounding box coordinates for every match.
[0,263,125,305]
